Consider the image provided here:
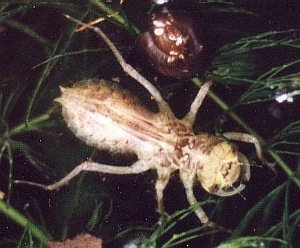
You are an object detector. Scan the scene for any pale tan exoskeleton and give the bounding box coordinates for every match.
[15,15,273,228]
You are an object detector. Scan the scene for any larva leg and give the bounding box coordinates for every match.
[14,160,152,191]
[64,14,171,113]
[180,171,232,232]
[179,171,211,225]
[155,169,171,215]
[183,80,212,125]
[222,132,275,171]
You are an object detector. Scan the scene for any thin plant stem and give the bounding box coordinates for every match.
[4,113,51,139]
[4,19,52,49]
[25,51,57,126]
[32,47,128,69]
[6,141,13,204]
[90,0,139,34]
[162,230,218,248]
[25,12,78,124]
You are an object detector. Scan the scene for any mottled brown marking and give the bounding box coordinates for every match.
[209,184,220,194]
[221,162,232,176]
[175,138,190,159]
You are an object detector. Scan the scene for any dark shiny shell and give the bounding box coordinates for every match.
[135,7,203,78]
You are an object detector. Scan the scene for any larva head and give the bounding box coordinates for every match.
[197,140,250,197]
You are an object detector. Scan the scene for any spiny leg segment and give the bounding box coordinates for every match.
[223,132,275,171]
[64,14,171,113]
[155,168,173,215]
[14,160,152,190]
[180,171,232,232]
[179,171,210,225]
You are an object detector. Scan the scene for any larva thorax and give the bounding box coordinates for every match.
[175,134,248,196]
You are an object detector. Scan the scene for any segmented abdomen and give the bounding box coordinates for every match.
[55,79,175,159]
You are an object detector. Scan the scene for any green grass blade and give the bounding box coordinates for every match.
[86,202,102,231]
[282,183,292,247]
[269,120,300,157]
[25,38,61,124]
[6,141,13,204]
[264,209,300,238]
[32,47,128,69]
[3,19,52,48]
[217,236,287,248]
[0,2,81,21]
[258,183,283,234]
[90,0,140,34]
[231,183,286,238]
[4,113,51,138]
[162,229,218,248]
[218,30,300,56]
[0,200,51,243]
[0,83,26,124]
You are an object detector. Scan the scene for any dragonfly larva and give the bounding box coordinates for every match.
[15,15,273,229]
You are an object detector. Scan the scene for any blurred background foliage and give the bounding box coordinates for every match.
[0,0,299,247]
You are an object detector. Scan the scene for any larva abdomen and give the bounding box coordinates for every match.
[56,79,168,158]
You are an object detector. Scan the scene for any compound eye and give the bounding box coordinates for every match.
[221,162,232,177]
[222,161,241,187]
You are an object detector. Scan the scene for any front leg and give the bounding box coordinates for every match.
[179,171,211,226]
[180,171,232,232]
[222,132,275,171]
[14,160,152,191]
[155,168,171,216]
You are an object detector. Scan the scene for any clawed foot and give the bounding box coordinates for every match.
[156,208,170,219]
[258,157,277,180]
[206,221,232,234]
[13,180,50,190]
[266,161,277,174]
